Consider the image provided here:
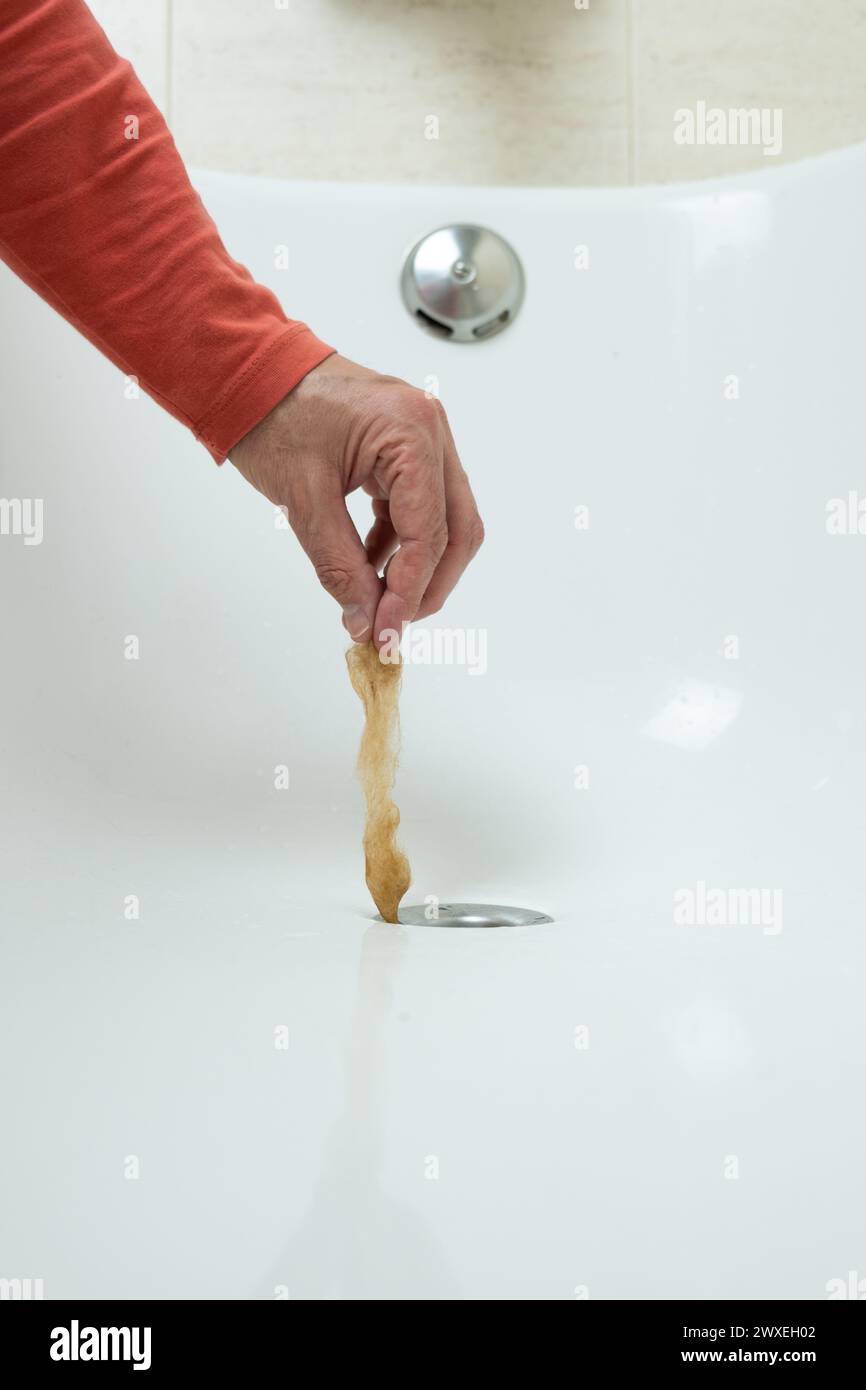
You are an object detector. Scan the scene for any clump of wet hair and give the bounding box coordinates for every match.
[346,641,411,923]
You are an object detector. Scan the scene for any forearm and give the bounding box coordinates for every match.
[0,0,333,459]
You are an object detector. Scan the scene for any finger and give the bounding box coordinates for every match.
[293,481,384,641]
[414,433,484,620]
[372,442,448,646]
[364,497,399,573]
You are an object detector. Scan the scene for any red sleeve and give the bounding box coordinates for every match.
[0,0,334,461]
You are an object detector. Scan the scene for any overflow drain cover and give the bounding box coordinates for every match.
[382,902,553,928]
[401,225,525,342]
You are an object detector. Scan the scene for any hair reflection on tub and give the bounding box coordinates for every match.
[265,925,461,1299]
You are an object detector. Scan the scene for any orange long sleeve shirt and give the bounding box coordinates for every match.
[0,0,334,460]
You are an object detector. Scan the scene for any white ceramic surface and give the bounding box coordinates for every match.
[1,149,865,1299]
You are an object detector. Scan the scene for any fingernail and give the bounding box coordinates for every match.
[342,605,371,640]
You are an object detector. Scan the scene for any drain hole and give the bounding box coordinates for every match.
[473,310,510,339]
[415,308,453,336]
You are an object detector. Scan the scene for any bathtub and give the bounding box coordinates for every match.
[1,148,865,1301]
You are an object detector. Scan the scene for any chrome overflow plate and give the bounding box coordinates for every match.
[400,224,525,342]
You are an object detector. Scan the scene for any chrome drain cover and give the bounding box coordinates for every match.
[400,225,525,342]
[382,902,553,928]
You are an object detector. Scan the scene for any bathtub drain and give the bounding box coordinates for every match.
[381,903,553,928]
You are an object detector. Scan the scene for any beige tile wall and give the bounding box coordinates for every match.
[87,0,866,186]
[88,0,168,110]
[635,0,866,182]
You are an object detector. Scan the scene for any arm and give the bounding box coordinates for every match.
[0,0,483,642]
[0,0,332,458]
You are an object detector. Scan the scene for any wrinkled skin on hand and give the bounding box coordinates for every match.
[229,353,484,646]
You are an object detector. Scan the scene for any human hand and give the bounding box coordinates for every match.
[229,353,484,646]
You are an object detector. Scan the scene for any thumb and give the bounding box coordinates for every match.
[298,494,384,642]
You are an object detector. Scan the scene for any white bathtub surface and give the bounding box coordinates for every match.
[1,150,865,1300]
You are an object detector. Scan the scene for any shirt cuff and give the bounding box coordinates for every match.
[195,323,336,462]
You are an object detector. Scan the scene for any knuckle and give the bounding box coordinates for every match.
[446,514,484,560]
[400,388,441,435]
[312,557,356,602]
[426,522,449,558]
[466,515,485,554]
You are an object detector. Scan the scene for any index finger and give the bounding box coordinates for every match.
[371,442,448,647]
[414,425,484,621]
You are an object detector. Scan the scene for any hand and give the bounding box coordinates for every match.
[229,353,484,646]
